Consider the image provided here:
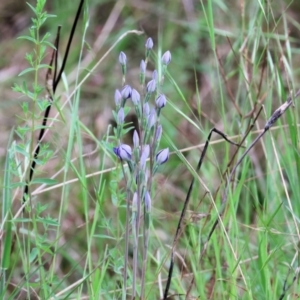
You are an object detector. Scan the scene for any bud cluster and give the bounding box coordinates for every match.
[113,37,171,187]
[112,37,172,295]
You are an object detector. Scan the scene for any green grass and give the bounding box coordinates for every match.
[1,0,300,299]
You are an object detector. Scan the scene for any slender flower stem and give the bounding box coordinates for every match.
[118,153,133,300]
[121,162,131,300]
[132,172,140,299]
[114,43,170,299]
[140,204,148,299]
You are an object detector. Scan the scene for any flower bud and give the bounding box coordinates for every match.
[146,79,156,94]
[117,107,124,124]
[118,51,127,65]
[133,130,139,148]
[155,94,167,109]
[143,103,150,116]
[161,50,171,65]
[144,191,151,213]
[131,89,140,105]
[140,60,146,74]
[156,148,169,165]
[155,125,162,142]
[121,85,132,100]
[145,37,154,50]
[114,89,121,106]
[140,144,150,169]
[152,70,158,81]
[113,144,132,161]
[147,108,156,129]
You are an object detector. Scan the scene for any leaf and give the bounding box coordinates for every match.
[37,217,59,227]
[37,64,51,70]
[111,194,118,207]
[94,235,117,240]
[18,68,35,76]
[42,40,56,49]
[26,2,36,14]
[13,218,32,223]
[31,178,57,185]
[18,36,36,44]
[29,248,38,263]
[10,182,26,188]
[15,145,30,158]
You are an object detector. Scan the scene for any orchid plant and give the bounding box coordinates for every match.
[112,38,171,299]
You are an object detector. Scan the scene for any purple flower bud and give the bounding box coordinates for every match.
[156,148,169,165]
[113,144,132,161]
[133,130,139,148]
[117,107,124,124]
[131,89,140,105]
[155,125,162,141]
[152,70,158,81]
[140,145,150,169]
[119,51,127,65]
[155,94,167,109]
[161,50,171,65]
[132,192,138,212]
[147,108,156,129]
[114,89,121,106]
[143,103,150,116]
[146,79,156,94]
[121,85,132,100]
[145,37,154,50]
[140,60,146,74]
[144,191,151,213]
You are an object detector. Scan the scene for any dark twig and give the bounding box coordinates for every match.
[185,90,300,297]
[279,266,300,300]
[195,89,300,285]
[163,128,241,299]
[226,105,263,175]
[23,0,85,204]
[199,105,263,239]
[53,26,61,91]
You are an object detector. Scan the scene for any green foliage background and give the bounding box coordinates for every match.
[1,0,300,299]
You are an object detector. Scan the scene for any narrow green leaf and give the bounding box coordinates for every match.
[29,248,39,263]
[17,36,36,43]
[18,68,35,76]
[31,178,57,185]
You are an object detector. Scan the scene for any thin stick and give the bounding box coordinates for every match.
[197,106,263,249]
[22,0,85,203]
[163,128,241,299]
[279,265,300,300]
[192,89,300,291]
